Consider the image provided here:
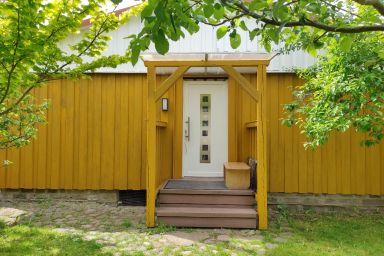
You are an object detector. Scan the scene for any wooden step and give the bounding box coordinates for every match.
[159,188,254,195]
[157,207,257,218]
[158,193,255,206]
[156,207,257,228]
[159,203,254,208]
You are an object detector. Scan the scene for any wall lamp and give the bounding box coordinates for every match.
[162,98,168,111]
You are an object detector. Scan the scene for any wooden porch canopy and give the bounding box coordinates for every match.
[141,53,275,230]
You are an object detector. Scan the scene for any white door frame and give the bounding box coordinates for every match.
[182,80,228,177]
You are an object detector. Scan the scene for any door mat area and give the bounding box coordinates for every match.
[164,180,227,190]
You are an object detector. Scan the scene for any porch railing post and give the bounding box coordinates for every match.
[257,64,268,229]
[146,66,157,227]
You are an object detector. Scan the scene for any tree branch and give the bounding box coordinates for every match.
[234,2,384,33]
[353,0,384,16]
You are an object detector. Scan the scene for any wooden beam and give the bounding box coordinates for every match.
[221,66,259,101]
[256,65,268,230]
[146,66,157,227]
[144,60,271,67]
[155,66,189,102]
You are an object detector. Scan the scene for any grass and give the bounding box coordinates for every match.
[121,219,132,229]
[1,211,384,255]
[0,225,110,256]
[267,211,384,256]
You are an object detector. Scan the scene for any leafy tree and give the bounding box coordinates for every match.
[284,33,384,147]
[0,0,139,151]
[126,0,384,147]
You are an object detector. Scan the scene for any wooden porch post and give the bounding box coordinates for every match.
[257,65,268,229]
[146,66,157,227]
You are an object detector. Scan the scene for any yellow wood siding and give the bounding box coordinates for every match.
[0,74,147,190]
[230,73,384,195]
[0,73,383,195]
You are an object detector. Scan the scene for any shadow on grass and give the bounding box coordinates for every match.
[268,212,384,256]
[0,225,110,256]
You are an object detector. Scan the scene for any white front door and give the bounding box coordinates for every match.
[182,80,228,177]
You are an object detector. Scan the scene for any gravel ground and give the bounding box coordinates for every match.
[0,200,292,255]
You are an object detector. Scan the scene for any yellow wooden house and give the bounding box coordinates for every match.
[1,15,383,230]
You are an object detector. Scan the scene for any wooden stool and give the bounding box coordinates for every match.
[224,162,251,189]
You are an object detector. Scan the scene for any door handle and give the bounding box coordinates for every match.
[185,117,190,141]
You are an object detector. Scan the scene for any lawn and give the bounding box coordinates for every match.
[266,211,384,256]
[0,210,383,256]
[0,223,108,256]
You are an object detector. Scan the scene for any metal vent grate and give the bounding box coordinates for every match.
[118,190,146,206]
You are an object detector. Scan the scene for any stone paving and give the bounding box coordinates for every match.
[0,200,293,255]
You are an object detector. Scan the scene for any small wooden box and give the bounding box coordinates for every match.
[224,162,251,189]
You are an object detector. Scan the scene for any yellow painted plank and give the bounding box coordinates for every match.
[49,80,61,189]
[228,78,237,161]
[89,75,102,189]
[76,78,89,188]
[276,75,286,192]
[0,150,6,187]
[268,74,282,192]
[381,141,384,194]
[313,146,322,193]
[113,75,122,189]
[173,78,183,179]
[281,75,295,192]
[327,132,337,194]
[127,75,135,188]
[340,130,351,194]
[350,130,366,194]
[19,145,31,188]
[365,138,381,195]
[335,132,343,194]
[60,80,75,189]
[35,86,48,189]
[100,75,115,189]
[133,75,143,188]
[114,75,128,189]
[6,148,20,188]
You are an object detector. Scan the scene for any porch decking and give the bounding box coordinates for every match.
[156,178,258,229]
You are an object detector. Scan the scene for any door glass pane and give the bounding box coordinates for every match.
[200,94,211,163]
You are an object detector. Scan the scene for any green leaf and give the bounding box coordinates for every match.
[306,3,320,13]
[153,29,169,54]
[268,28,280,44]
[307,44,317,57]
[141,5,155,19]
[154,2,166,21]
[131,47,140,65]
[203,5,214,18]
[249,28,260,41]
[239,20,248,31]
[111,0,123,4]
[229,31,241,49]
[249,1,268,11]
[216,26,228,39]
[213,4,225,20]
[339,36,353,52]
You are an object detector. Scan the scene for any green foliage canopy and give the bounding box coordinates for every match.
[126,0,384,147]
[0,0,139,151]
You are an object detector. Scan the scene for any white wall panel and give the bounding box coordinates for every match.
[61,16,316,73]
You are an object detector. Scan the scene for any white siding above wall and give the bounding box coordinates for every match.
[63,16,316,73]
